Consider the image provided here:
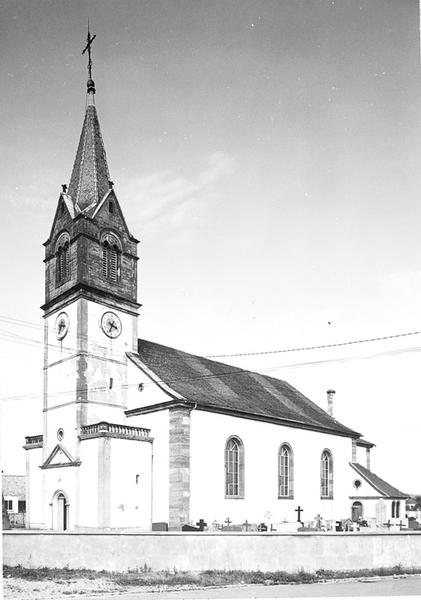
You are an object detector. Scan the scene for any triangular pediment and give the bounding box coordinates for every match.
[43,444,76,467]
[91,189,137,241]
[44,194,75,246]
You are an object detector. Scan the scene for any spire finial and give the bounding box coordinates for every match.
[82,21,97,94]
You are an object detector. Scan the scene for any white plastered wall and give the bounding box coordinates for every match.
[126,359,175,411]
[25,447,44,528]
[355,444,372,469]
[127,409,170,525]
[41,464,80,530]
[78,438,100,528]
[108,438,152,530]
[190,410,355,526]
[83,301,136,422]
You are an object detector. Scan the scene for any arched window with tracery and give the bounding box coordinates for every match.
[55,233,70,286]
[320,449,333,498]
[278,443,294,498]
[101,232,121,282]
[225,436,244,498]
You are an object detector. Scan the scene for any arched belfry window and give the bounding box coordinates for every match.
[225,436,244,498]
[55,232,70,286]
[101,232,121,282]
[320,449,333,499]
[278,443,294,498]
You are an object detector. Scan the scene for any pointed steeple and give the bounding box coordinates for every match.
[67,27,111,213]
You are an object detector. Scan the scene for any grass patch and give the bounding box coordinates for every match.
[4,564,421,589]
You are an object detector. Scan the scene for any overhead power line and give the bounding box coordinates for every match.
[2,343,421,405]
[205,330,421,358]
[1,313,421,361]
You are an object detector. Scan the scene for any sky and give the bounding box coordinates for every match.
[1,0,421,494]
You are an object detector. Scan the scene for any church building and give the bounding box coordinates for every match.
[24,46,407,533]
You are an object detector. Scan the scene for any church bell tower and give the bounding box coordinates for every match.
[42,37,139,438]
[26,30,151,531]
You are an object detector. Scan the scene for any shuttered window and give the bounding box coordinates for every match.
[55,234,70,286]
[101,234,121,282]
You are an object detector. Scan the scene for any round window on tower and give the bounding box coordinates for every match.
[57,428,64,441]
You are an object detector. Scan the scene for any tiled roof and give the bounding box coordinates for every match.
[356,438,375,448]
[128,339,360,438]
[68,103,110,212]
[351,463,407,498]
[2,475,26,499]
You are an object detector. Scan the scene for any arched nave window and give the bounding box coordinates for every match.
[320,449,333,498]
[101,232,121,282]
[225,436,244,498]
[55,232,70,286]
[392,500,400,519]
[278,443,294,498]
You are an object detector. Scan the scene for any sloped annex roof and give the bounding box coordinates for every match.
[351,463,407,498]
[127,339,360,438]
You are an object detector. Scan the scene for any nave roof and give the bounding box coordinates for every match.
[128,339,361,439]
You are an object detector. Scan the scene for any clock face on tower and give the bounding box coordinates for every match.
[101,311,122,338]
[54,312,69,340]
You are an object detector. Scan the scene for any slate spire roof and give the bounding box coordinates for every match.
[67,81,110,213]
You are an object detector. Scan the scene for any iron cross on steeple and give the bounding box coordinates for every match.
[82,23,97,84]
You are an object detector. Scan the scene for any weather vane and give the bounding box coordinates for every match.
[82,21,96,82]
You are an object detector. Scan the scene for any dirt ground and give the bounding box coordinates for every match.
[3,575,199,599]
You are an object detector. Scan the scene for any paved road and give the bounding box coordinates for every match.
[80,575,421,599]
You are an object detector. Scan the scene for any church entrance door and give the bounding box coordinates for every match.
[351,501,363,522]
[56,493,68,530]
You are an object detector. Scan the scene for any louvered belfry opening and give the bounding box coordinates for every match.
[56,235,70,286]
[101,236,120,282]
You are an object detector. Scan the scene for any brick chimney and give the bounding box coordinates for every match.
[326,389,336,417]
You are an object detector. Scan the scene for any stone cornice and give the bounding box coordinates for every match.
[126,400,359,439]
[40,461,81,470]
[42,283,141,316]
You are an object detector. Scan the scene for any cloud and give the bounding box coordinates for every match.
[120,152,236,229]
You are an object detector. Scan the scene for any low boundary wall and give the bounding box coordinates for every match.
[4,531,421,573]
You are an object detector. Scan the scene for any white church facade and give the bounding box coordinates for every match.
[25,58,407,533]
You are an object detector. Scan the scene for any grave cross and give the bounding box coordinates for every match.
[295,505,304,523]
[384,520,392,530]
[196,519,207,531]
[242,519,249,532]
[224,517,232,528]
